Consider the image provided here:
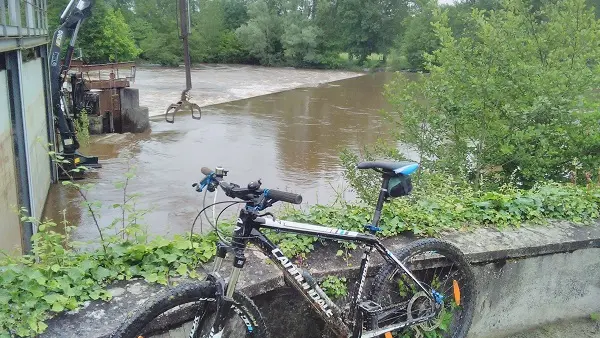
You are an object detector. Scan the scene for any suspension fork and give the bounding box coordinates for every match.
[210,213,251,336]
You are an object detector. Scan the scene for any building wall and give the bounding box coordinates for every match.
[22,57,51,219]
[0,68,23,254]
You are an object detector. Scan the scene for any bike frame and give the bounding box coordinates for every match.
[205,172,438,338]
[208,211,435,338]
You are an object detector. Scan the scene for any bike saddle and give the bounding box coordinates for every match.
[357,161,419,175]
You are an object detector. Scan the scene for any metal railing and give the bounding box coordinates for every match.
[1,0,48,37]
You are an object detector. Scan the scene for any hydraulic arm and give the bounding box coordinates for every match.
[49,0,100,178]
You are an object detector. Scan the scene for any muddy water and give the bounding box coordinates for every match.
[135,64,364,116]
[44,69,397,241]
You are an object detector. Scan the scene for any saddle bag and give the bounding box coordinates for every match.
[387,174,413,197]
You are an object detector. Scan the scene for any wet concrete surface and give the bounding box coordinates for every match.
[44,68,399,241]
[506,317,600,338]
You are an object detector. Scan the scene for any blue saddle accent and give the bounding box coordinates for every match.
[394,163,419,175]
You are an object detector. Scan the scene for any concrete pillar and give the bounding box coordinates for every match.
[120,88,150,133]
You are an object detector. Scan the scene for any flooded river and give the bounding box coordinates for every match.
[44,67,397,241]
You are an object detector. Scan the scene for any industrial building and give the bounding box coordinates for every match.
[1,0,54,254]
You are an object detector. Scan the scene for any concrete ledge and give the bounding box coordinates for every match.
[41,221,600,338]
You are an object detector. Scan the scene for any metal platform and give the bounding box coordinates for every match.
[1,0,49,52]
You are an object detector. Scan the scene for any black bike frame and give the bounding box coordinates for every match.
[206,173,436,338]
[209,208,434,338]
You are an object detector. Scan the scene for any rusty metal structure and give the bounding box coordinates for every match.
[67,60,137,133]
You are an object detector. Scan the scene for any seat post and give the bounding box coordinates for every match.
[371,174,390,228]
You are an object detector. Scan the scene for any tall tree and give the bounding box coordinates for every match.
[338,0,407,64]
[385,0,600,188]
[236,0,284,64]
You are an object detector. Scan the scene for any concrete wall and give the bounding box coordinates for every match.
[40,221,600,338]
[469,248,600,337]
[0,69,22,254]
[21,57,50,218]
[251,247,600,338]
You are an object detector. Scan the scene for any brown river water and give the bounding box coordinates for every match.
[44,66,398,241]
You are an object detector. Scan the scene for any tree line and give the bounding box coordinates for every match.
[47,0,600,69]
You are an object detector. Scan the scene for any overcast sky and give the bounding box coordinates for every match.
[438,0,458,5]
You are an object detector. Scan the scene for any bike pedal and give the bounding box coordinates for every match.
[359,300,383,313]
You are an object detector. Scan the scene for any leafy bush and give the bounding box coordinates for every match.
[0,157,219,337]
[74,109,90,147]
[385,0,600,189]
[77,3,140,63]
[0,215,217,337]
[287,169,600,238]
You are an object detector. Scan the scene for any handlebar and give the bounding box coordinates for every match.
[264,189,303,204]
[197,166,303,208]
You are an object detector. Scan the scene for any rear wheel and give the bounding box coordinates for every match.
[112,282,268,338]
[368,239,476,338]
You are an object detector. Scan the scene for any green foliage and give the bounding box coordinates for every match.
[74,109,90,147]
[385,0,600,188]
[189,0,247,64]
[307,163,600,237]
[281,18,322,65]
[46,0,600,69]
[116,0,181,66]
[77,1,140,63]
[0,153,218,337]
[391,1,439,71]
[338,0,407,64]
[235,0,284,65]
[0,214,217,337]
[265,231,317,259]
[320,276,348,300]
[591,312,600,322]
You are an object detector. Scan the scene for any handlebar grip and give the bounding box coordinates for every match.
[266,189,303,204]
[201,167,213,176]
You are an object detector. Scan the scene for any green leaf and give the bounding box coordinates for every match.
[95,266,111,280]
[145,273,159,283]
[30,270,47,285]
[174,240,192,250]
[51,302,65,312]
[176,264,188,276]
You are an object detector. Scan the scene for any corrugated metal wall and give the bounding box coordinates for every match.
[0,69,22,254]
[22,57,50,218]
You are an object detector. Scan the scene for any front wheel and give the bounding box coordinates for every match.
[368,239,476,338]
[112,281,269,338]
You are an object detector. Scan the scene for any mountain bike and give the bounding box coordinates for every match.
[112,161,476,338]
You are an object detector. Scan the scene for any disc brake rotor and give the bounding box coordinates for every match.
[406,291,444,332]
